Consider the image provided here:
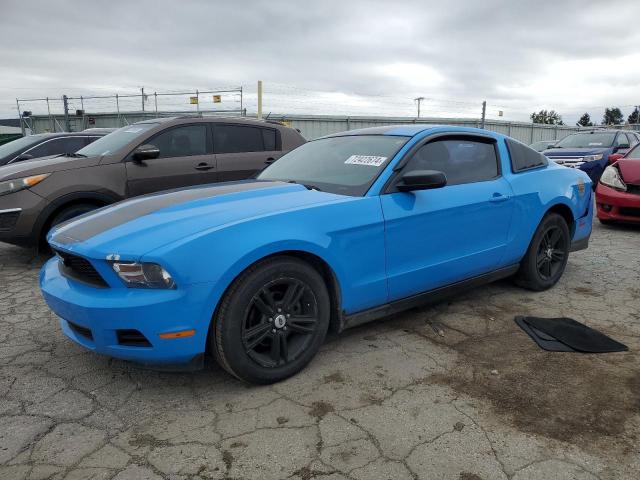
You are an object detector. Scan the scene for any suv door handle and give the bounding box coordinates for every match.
[489,193,510,203]
[195,162,214,171]
[265,157,276,165]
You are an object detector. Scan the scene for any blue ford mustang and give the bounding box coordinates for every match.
[40,125,593,383]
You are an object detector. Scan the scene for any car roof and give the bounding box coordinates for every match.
[133,116,293,129]
[26,131,111,139]
[81,128,116,134]
[572,129,633,135]
[319,124,490,139]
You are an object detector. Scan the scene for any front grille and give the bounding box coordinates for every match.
[67,321,93,341]
[548,156,584,168]
[55,249,108,288]
[619,207,640,218]
[626,184,640,196]
[116,329,152,347]
[0,210,20,231]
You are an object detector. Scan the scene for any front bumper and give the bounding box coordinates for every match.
[0,189,49,247]
[596,183,640,223]
[40,257,215,365]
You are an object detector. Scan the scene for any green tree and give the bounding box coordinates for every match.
[628,107,640,124]
[602,107,624,125]
[576,112,593,127]
[530,109,564,125]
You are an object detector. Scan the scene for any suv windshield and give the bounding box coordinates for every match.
[0,135,44,159]
[76,123,157,156]
[555,132,616,149]
[258,135,409,196]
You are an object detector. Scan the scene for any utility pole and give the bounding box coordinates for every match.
[257,80,263,119]
[62,95,71,132]
[141,87,145,112]
[414,97,425,118]
[480,100,487,129]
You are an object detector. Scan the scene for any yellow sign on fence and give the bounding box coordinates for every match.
[189,96,198,104]
[213,95,222,103]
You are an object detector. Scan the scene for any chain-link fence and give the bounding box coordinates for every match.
[16,87,244,134]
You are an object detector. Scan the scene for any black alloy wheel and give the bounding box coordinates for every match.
[515,212,570,291]
[535,225,567,281]
[242,277,319,368]
[213,256,330,384]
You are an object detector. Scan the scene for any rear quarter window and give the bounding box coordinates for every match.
[506,138,548,173]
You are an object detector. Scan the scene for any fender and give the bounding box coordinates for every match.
[33,190,123,244]
[195,240,346,332]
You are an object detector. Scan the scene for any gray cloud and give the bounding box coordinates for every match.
[1,0,639,123]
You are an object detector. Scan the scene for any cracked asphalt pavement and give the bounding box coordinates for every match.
[1,220,639,480]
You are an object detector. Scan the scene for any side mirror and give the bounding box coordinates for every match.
[397,170,447,192]
[608,153,623,163]
[13,153,34,162]
[132,144,160,162]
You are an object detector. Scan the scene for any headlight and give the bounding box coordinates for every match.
[0,174,50,197]
[600,165,626,191]
[583,154,603,162]
[111,262,176,289]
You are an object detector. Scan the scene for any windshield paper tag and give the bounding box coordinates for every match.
[345,155,387,166]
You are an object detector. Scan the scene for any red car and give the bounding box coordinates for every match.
[596,144,640,224]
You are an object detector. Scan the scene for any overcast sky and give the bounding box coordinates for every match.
[2,0,640,124]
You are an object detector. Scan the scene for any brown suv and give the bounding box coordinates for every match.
[0,116,305,248]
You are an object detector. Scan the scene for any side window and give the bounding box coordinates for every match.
[262,129,277,151]
[28,137,86,158]
[214,125,264,154]
[149,125,207,158]
[404,138,499,186]
[506,138,548,173]
[57,137,87,154]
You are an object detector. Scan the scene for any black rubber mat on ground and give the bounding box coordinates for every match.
[515,316,628,353]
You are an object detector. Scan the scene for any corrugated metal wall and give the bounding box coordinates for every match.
[265,115,580,143]
[24,112,580,144]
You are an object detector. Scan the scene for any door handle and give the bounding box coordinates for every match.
[194,162,214,171]
[265,157,276,165]
[489,193,510,203]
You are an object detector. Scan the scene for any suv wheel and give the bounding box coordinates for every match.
[41,203,100,248]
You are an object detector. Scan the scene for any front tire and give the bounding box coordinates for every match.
[212,256,330,384]
[40,203,100,251]
[514,213,570,291]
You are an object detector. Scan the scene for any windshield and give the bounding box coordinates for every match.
[555,132,616,149]
[0,135,44,160]
[76,123,157,156]
[258,135,410,196]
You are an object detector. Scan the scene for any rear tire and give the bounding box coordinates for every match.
[514,213,570,291]
[212,256,330,384]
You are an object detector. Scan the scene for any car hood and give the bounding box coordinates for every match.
[49,180,347,258]
[0,155,101,181]
[616,159,640,184]
[543,147,609,157]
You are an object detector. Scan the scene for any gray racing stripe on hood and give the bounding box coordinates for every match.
[51,180,287,244]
